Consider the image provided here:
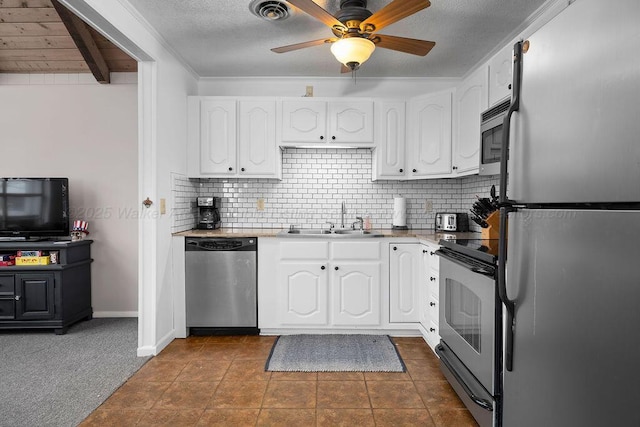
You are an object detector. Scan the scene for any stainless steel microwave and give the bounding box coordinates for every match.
[479,98,510,175]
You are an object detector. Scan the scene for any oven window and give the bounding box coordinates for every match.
[445,278,482,353]
[482,125,503,164]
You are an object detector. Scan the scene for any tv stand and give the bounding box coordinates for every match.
[0,240,93,334]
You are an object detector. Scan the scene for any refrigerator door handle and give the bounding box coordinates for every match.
[498,40,523,372]
[499,40,523,205]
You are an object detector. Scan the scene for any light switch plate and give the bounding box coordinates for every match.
[424,199,433,213]
[257,198,265,211]
[160,198,166,214]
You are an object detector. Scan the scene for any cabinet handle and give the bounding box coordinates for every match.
[228,167,233,171]
[321,265,326,270]
[412,169,417,173]
[334,266,339,271]
[399,168,403,173]
[14,295,21,301]
[430,302,436,307]
[430,328,436,332]
[320,136,324,140]
[241,167,245,172]
[430,277,436,281]
[430,252,435,256]
[393,246,397,251]
[331,136,336,140]
[423,249,428,253]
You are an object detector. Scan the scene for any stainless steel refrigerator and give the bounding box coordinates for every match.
[498,0,640,425]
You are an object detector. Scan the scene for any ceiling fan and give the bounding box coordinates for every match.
[271,0,435,73]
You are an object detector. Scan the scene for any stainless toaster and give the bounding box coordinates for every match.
[435,213,469,232]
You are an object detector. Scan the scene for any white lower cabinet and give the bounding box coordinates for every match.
[420,241,441,352]
[259,239,382,329]
[389,243,421,323]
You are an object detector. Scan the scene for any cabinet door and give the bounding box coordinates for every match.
[15,273,55,320]
[0,274,15,320]
[281,100,327,143]
[328,100,374,144]
[389,244,421,323]
[489,44,513,106]
[278,262,329,326]
[238,100,278,177]
[331,262,381,326]
[453,66,488,175]
[373,101,406,179]
[408,91,452,177]
[200,99,237,175]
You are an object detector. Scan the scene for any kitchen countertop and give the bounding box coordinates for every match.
[172,228,481,244]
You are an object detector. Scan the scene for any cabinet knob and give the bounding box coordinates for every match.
[321,265,326,270]
[228,167,233,171]
[399,169,403,173]
[241,167,245,172]
[14,295,21,301]
[393,246,397,251]
[508,83,512,90]
[430,302,436,307]
[430,328,436,332]
[331,136,336,140]
[430,252,435,256]
[423,249,427,253]
[453,166,458,170]
[412,169,417,173]
[430,277,436,281]
[334,266,339,270]
[320,136,324,140]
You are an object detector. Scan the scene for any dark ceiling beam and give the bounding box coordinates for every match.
[51,0,110,83]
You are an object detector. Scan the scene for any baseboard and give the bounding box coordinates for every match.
[137,346,155,357]
[93,311,138,318]
[136,329,175,357]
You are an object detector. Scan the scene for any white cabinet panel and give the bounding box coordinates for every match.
[238,100,278,177]
[332,241,380,260]
[453,66,488,175]
[281,100,327,143]
[332,263,381,326]
[489,44,513,106]
[408,91,452,177]
[389,243,421,323]
[373,101,406,179]
[199,99,236,175]
[328,100,374,144]
[279,262,329,326]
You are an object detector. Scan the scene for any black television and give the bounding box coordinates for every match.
[0,178,70,240]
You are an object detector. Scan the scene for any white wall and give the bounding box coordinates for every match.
[0,73,138,315]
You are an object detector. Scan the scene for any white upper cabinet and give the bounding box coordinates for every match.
[197,98,237,176]
[407,91,453,177]
[453,66,488,175]
[238,100,279,177]
[280,99,374,146]
[187,97,281,179]
[488,44,513,107]
[373,101,406,180]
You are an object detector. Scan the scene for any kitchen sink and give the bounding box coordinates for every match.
[277,228,383,238]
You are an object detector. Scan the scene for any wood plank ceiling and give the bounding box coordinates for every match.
[0,0,137,83]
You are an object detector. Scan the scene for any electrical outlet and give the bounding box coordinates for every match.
[424,199,433,213]
[257,198,265,211]
[305,85,313,97]
[160,198,166,214]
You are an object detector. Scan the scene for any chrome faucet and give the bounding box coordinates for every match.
[341,201,346,229]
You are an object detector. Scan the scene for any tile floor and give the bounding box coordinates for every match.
[81,336,478,426]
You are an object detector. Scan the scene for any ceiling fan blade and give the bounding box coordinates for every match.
[271,38,337,53]
[371,34,435,56]
[287,0,346,31]
[360,0,430,33]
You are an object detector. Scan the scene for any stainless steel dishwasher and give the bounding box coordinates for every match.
[185,237,258,335]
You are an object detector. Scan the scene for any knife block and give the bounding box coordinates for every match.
[481,211,501,240]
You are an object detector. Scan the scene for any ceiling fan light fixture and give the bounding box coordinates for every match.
[330,37,375,68]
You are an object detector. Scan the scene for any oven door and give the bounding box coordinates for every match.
[438,255,496,393]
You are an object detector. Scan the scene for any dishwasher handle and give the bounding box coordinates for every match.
[185,238,257,251]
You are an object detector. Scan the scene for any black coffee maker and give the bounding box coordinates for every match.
[197,197,221,230]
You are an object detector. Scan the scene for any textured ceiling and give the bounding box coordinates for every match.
[126,0,548,78]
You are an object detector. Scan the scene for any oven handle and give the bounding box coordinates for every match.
[435,248,495,278]
[435,344,494,412]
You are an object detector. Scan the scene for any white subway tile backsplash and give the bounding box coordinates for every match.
[171,149,499,232]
